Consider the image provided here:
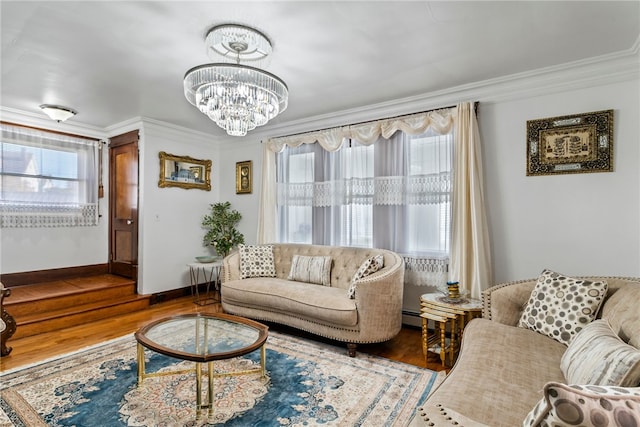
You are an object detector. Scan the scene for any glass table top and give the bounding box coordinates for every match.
[135,313,269,362]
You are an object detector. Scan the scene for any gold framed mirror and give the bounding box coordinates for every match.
[158,151,211,191]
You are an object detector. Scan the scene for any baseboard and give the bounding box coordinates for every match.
[150,283,216,305]
[1,264,109,287]
[402,309,421,328]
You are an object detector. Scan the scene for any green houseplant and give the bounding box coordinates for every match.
[201,201,245,257]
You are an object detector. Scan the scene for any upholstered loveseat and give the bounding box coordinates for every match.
[410,272,640,427]
[220,243,404,356]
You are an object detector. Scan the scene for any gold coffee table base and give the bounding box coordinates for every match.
[136,343,267,420]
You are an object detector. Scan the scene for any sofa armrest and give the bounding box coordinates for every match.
[352,252,405,342]
[410,404,490,427]
[481,279,536,326]
[221,251,241,282]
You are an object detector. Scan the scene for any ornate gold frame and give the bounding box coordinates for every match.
[526,110,613,176]
[158,151,211,190]
[235,160,252,194]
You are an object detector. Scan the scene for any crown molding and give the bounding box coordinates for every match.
[247,41,640,141]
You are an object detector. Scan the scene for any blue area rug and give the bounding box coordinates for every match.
[0,331,443,426]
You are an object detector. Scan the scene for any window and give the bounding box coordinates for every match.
[0,123,100,228]
[276,127,453,265]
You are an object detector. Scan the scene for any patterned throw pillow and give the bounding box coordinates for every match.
[348,254,384,299]
[517,269,608,345]
[522,382,640,427]
[287,255,332,286]
[560,319,640,387]
[238,244,276,279]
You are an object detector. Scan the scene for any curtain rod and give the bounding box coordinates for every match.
[0,121,101,141]
[266,101,478,142]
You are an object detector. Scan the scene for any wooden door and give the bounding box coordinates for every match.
[109,130,139,279]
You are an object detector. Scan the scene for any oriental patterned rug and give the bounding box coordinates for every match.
[0,331,443,427]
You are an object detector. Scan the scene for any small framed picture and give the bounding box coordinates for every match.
[236,161,252,194]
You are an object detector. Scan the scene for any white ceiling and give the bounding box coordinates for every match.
[1,1,639,137]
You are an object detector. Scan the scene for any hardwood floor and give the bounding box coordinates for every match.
[0,293,447,373]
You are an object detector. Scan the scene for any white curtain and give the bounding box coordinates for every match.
[449,102,492,298]
[259,109,455,243]
[0,123,100,228]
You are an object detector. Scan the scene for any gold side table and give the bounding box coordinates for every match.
[420,293,482,367]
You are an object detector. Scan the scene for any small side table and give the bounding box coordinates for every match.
[187,261,223,305]
[420,293,482,367]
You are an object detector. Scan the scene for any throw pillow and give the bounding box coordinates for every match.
[522,382,640,427]
[517,269,608,345]
[560,319,640,387]
[287,255,332,286]
[238,244,276,279]
[348,254,384,299]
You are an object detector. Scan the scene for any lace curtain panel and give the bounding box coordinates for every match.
[266,109,455,291]
[0,123,100,228]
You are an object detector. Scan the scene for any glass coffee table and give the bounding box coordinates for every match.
[134,312,269,420]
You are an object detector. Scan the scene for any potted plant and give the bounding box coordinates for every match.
[201,201,245,258]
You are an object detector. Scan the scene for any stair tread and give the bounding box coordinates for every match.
[5,274,135,305]
[16,293,150,325]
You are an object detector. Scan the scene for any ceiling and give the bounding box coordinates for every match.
[1,1,639,137]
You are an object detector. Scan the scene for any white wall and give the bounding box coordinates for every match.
[135,120,222,294]
[482,80,640,283]
[217,138,264,245]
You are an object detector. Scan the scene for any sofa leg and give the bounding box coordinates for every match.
[347,343,357,357]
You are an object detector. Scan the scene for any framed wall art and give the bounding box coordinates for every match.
[236,160,252,194]
[526,110,613,176]
[158,151,211,190]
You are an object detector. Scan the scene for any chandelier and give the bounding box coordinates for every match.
[183,24,289,136]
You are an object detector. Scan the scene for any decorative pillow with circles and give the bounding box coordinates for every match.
[348,254,384,299]
[522,382,640,427]
[238,244,276,279]
[517,269,608,345]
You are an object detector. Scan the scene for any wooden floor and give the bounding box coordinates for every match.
[1,292,447,373]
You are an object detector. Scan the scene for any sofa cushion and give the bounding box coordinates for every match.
[238,244,276,279]
[517,269,608,345]
[348,254,384,299]
[222,278,358,326]
[560,319,640,387]
[600,281,640,349]
[424,319,567,427]
[522,382,640,427]
[287,255,332,286]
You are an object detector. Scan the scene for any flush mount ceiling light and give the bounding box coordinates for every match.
[39,104,77,122]
[183,24,288,137]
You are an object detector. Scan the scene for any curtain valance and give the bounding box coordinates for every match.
[265,108,456,152]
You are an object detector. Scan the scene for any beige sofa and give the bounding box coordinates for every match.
[221,243,405,356]
[410,275,640,427]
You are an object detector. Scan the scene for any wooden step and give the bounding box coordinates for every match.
[5,275,137,318]
[12,295,151,339]
[3,274,151,340]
